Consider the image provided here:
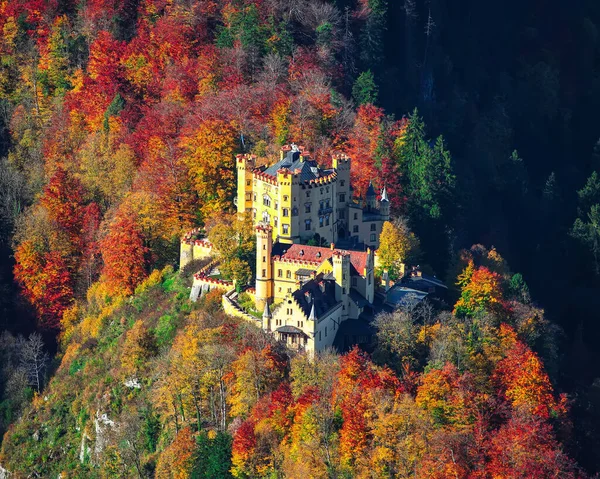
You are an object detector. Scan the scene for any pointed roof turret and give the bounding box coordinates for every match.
[366,180,376,197]
[380,186,389,202]
[308,303,317,321]
[263,302,272,319]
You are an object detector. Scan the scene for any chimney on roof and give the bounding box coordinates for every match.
[300,249,304,256]
[330,243,335,250]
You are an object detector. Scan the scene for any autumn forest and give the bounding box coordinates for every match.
[1,0,600,477]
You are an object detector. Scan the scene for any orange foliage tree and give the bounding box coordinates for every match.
[155,426,197,479]
[454,265,506,318]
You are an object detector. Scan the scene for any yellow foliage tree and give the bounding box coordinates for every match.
[121,320,158,377]
[376,218,420,278]
[180,120,237,218]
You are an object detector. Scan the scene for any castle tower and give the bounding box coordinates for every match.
[366,181,377,211]
[236,154,255,215]
[332,250,350,321]
[276,169,294,244]
[332,154,351,240]
[379,186,390,220]
[255,223,273,311]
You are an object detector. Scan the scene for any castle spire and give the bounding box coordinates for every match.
[381,186,388,202]
[263,301,272,319]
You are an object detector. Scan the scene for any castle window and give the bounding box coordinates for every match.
[326,186,329,193]
[246,192,251,200]
[278,269,282,277]
[353,225,359,233]
[341,180,345,187]
[278,287,282,292]
[319,331,322,341]
[253,209,257,219]
[325,327,327,337]
[253,193,257,201]
[275,202,279,210]
[368,274,372,285]
[286,270,291,278]
[305,219,312,231]
[370,223,376,231]
[354,213,358,220]
[274,217,278,227]
[283,224,289,234]
[283,208,289,217]
[288,287,292,293]
[319,200,324,210]
[326,199,330,208]
[262,269,266,277]
[263,244,266,250]
[320,188,323,194]
[370,233,376,242]
[306,191,310,198]
[262,256,266,262]
[263,195,271,207]
[319,217,324,227]
[283,195,289,202]
[246,180,251,186]
[262,212,270,223]
[326,215,330,226]
[339,193,345,202]
[305,203,311,213]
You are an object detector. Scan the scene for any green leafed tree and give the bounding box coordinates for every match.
[572,204,600,275]
[352,70,378,106]
[397,109,455,221]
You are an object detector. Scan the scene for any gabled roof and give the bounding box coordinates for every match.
[275,244,370,276]
[291,277,338,319]
[349,289,369,308]
[261,152,333,183]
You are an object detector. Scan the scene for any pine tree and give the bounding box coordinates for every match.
[352,70,379,106]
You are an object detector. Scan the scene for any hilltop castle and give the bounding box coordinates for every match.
[182,144,394,354]
[236,144,389,248]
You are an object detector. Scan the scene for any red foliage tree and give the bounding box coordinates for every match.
[40,168,86,244]
[14,244,73,330]
[486,413,578,478]
[345,104,384,198]
[100,215,148,295]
